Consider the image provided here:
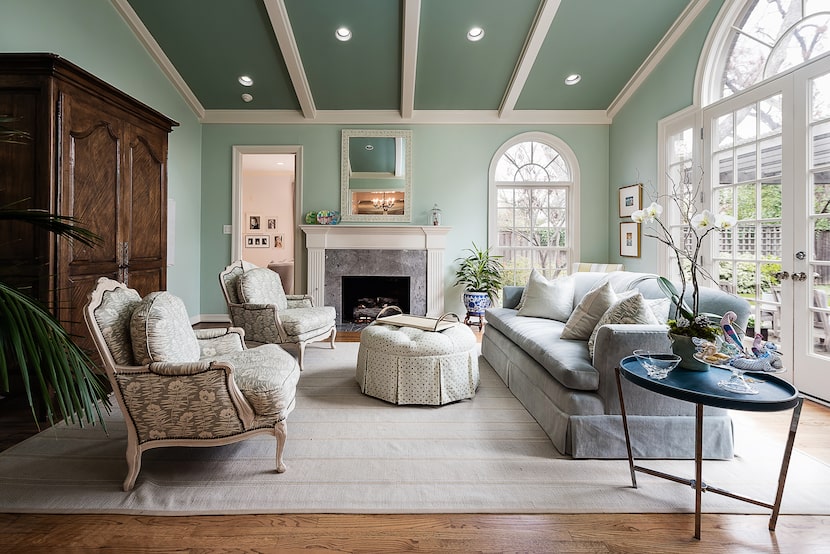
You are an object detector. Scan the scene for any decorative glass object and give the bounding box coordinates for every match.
[431,204,442,226]
[633,350,681,380]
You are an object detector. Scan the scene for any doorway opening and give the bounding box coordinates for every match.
[232,146,302,293]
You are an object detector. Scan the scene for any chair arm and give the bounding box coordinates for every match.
[231,304,283,343]
[194,327,246,356]
[148,360,217,376]
[286,295,313,308]
[591,324,698,416]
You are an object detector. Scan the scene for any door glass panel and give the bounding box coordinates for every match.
[736,145,757,182]
[760,137,782,177]
[716,151,734,184]
[736,105,757,143]
[760,95,783,136]
[761,182,782,218]
[716,113,734,148]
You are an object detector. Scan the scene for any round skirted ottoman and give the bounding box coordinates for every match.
[356,323,479,405]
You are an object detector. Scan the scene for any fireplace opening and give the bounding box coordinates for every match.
[342,276,410,323]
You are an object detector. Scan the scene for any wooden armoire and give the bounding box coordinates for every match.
[0,54,178,352]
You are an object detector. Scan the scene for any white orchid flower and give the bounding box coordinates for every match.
[716,213,737,229]
[691,210,715,230]
[631,209,645,223]
[644,202,663,219]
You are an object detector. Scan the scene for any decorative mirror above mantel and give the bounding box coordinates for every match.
[341,129,412,222]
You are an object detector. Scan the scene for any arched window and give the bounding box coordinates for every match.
[705,0,830,104]
[489,133,580,286]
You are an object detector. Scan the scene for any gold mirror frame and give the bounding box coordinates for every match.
[341,129,412,222]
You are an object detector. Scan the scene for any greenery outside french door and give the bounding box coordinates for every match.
[704,55,830,402]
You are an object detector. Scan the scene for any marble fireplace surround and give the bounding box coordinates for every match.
[301,225,451,321]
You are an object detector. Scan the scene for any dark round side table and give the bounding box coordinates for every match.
[616,355,802,540]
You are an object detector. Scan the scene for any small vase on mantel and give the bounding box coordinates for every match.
[669,333,710,371]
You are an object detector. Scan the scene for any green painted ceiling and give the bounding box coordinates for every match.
[124,0,694,118]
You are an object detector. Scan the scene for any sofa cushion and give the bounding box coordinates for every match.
[516,270,574,322]
[561,281,618,340]
[218,344,300,417]
[587,292,660,357]
[131,292,200,365]
[238,267,288,310]
[486,307,599,391]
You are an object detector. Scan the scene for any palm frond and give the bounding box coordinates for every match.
[0,207,100,247]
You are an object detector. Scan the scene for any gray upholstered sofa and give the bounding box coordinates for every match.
[481,271,750,459]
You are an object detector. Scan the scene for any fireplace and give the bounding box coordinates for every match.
[342,276,410,323]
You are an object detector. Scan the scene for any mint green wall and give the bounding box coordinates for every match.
[609,0,724,272]
[1,0,203,314]
[200,124,609,315]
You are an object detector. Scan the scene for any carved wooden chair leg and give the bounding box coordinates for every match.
[296,342,306,370]
[274,419,288,473]
[124,441,142,492]
[329,327,337,349]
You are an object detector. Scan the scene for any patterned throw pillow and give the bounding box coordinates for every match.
[587,292,660,357]
[516,270,575,322]
[561,281,617,340]
[238,267,288,310]
[130,291,200,365]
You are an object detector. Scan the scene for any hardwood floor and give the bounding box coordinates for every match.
[2,331,829,553]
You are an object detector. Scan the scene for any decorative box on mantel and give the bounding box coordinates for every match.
[301,225,451,318]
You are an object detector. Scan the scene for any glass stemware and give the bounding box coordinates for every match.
[717,365,759,394]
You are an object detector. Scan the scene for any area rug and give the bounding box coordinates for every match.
[0,343,828,516]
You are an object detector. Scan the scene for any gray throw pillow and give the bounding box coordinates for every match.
[130,291,200,365]
[587,292,660,358]
[561,281,617,340]
[238,267,288,310]
[516,270,575,322]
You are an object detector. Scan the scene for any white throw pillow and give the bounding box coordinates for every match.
[561,281,617,340]
[587,293,660,358]
[646,297,671,323]
[130,291,200,365]
[516,270,575,322]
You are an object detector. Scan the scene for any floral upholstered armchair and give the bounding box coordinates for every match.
[219,260,336,369]
[84,277,301,491]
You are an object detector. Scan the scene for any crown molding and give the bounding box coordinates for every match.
[110,0,205,119]
[201,109,611,125]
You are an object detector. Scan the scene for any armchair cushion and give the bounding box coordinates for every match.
[238,267,288,310]
[279,306,337,338]
[131,292,200,365]
[219,344,300,417]
[93,285,142,366]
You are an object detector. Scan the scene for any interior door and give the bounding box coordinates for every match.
[704,55,830,402]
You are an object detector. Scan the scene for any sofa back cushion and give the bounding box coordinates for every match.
[516,270,575,322]
[238,267,288,310]
[131,292,200,365]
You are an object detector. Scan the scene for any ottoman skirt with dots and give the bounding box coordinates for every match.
[356,323,479,405]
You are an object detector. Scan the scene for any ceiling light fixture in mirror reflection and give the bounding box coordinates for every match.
[341,129,412,222]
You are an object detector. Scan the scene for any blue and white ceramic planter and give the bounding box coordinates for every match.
[463,291,492,316]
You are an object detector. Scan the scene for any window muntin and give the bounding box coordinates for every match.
[719,0,830,100]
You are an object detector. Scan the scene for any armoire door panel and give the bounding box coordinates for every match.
[126,267,165,298]
[63,271,119,355]
[128,131,166,265]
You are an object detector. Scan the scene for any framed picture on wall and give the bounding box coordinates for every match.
[266,217,277,230]
[274,234,284,248]
[619,222,640,257]
[618,183,642,218]
[245,234,270,248]
[248,214,262,230]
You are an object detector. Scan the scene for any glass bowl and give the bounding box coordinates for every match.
[633,350,682,380]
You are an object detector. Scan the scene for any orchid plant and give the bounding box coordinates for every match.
[631,179,738,340]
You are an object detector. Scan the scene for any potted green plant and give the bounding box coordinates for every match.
[453,242,504,317]
[1,115,109,427]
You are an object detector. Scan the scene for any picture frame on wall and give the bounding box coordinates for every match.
[245,234,270,248]
[618,183,642,218]
[274,234,284,248]
[249,215,262,230]
[619,222,640,257]
[267,217,277,230]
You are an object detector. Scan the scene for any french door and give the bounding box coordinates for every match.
[703,55,830,402]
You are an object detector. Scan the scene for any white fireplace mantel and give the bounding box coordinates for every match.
[301,225,451,316]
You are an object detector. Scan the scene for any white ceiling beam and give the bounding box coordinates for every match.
[499,0,562,119]
[606,0,710,119]
[110,0,205,119]
[263,0,317,119]
[201,109,610,125]
[400,0,421,120]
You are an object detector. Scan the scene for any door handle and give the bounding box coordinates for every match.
[792,272,808,281]
[774,271,790,280]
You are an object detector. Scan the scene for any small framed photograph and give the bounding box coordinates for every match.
[274,234,284,248]
[245,234,270,248]
[249,215,262,231]
[620,222,640,258]
[618,183,642,218]
[266,217,277,230]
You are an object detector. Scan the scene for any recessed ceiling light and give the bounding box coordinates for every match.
[467,27,485,42]
[238,75,253,87]
[335,27,352,41]
[241,93,253,103]
[565,74,582,86]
